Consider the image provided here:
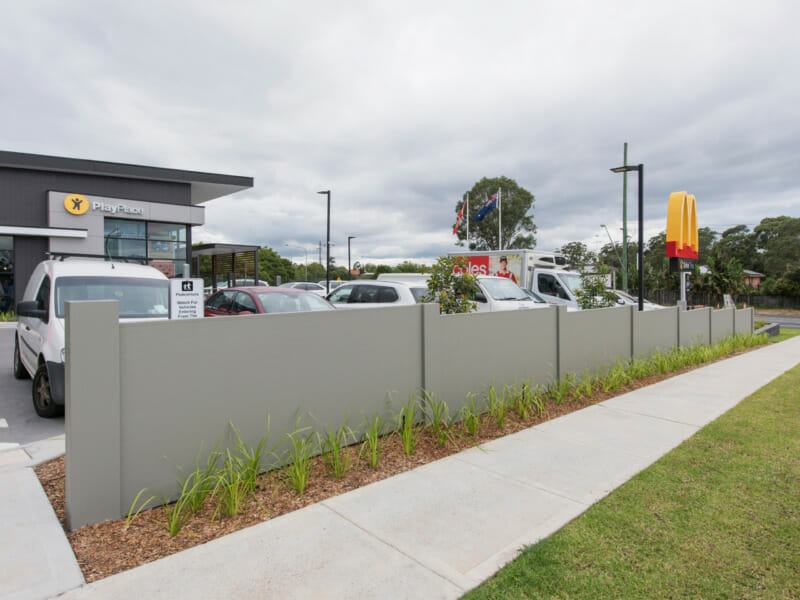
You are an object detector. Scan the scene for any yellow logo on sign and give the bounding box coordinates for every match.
[64,194,89,215]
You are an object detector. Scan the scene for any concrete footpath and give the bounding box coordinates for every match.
[2,337,799,600]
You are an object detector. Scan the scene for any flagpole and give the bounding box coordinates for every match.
[498,188,502,250]
[466,193,470,249]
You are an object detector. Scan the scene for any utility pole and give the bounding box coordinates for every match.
[347,236,356,280]
[622,142,629,292]
[317,190,331,294]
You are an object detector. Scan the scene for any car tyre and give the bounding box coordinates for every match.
[13,336,30,380]
[32,363,62,418]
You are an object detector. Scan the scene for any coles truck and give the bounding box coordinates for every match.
[448,250,583,308]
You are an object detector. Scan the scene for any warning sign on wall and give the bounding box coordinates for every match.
[169,278,204,319]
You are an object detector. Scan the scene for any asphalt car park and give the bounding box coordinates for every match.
[0,326,64,447]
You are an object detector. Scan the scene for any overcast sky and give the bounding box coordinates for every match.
[3,1,799,267]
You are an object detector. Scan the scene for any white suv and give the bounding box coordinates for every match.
[14,258,169,417]
[326,280,427,309]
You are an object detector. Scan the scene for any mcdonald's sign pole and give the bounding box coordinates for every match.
[611,163,644,311]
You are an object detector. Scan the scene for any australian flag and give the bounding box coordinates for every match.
[473,193,497,222]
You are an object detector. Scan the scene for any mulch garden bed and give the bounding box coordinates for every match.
[35,350,757,583]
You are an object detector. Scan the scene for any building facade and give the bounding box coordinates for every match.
[0,150,253,310]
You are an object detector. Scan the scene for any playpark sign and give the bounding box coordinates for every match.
[666,191,698,272]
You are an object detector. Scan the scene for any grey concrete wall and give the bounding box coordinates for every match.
[735,308,754,333]
[711,308,735,343]
[679,307,711,347]
[116,305,423,511]
[65,301,121,530]
[65,301,754,527]
[633,307,679,357]
[436,307,558,411]
[559,305,632,376]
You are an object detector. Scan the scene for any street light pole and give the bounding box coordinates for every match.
[347,236,356,280]
[284,244,308,281]
[610,164,644,311]
[318,190,331,294]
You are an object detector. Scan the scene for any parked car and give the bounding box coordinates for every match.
[204,286,334,316]
[204,279,269,298]
[279,281,328,296]
[15,258,169,417]
[522,288,551,304]
[326,280,426,309]
[378,273,546,312]
[610,290,665,311]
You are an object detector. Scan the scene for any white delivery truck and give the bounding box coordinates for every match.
[448,250,583,309]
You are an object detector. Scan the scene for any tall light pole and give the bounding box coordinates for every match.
[610,164,644,311]
[284,244,308,281]
[318,190,331,294]
[347,236,356,280]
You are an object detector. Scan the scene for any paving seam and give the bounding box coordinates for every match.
[594,402,713,428]
[318,501,472,592]
[449,454,592,506]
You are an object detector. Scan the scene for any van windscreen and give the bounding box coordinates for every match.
[55,276,169,318]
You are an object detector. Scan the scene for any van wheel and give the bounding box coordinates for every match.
[13,337,30,380]
[33,364,62,418]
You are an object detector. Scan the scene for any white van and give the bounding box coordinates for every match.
[14,258,169,417]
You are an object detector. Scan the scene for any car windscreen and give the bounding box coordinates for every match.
[559,273,583,294]
[480,278,530,301]
[410,287,427,302]
[255,292,333,313]
[55,276,169,318]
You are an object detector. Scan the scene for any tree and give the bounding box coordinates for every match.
[557,242,596,272]
[454,176,536,251]
[773,263,800,297]
[697,226,718,263]
[394,260,429,273]
[694,257,744,297]
[574,266,616,310]
[753,216,800,278]
[422,256,478,314]
[257,247,294,284]
[711,225,756,270]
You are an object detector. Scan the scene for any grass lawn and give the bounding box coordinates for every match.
[463,361,800,600]
[771,328,800,343]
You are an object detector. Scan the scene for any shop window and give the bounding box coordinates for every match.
[103,218,189,276]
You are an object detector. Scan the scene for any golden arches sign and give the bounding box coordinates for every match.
[666,191,698,259]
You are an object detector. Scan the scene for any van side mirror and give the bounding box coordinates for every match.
[474,292,487,303]
[17,300,48,323]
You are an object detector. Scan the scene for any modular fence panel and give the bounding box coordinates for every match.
[559,305,633,377]
[711,308,735,343]
[679,307,711,347]
[436,307,558,412]
[64,301,754,528]
[634,307,679,358]
[735,307,753,334]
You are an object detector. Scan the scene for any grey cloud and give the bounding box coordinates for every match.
[1,2,798,268]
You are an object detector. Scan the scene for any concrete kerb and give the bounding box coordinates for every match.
[0,434,81,600]
[0,434,65,473]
